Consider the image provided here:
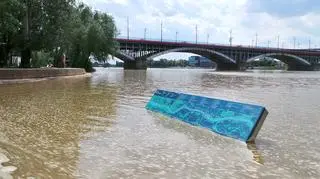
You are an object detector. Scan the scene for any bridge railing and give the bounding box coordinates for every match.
[116,36,254,48]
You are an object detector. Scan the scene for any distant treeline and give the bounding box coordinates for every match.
[93,61,124,67]
[93,59,189,68]
[249,59,282,67]
[147,59,189,68]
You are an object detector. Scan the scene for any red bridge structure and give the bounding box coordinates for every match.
[115,38,320,71]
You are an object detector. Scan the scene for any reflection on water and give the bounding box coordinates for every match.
[0,68,320,178]
[247,142,264,165]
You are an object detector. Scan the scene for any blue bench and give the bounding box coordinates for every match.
[146,90,268,143]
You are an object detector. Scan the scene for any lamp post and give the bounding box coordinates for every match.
[195,25,198,44]
[175,31,178,42]
[229,29,233,46]
[309,39,311,51]
[255,33,258,47]
[126,16,129,40]
[161,21,163,42]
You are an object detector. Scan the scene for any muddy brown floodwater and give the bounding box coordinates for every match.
[0,68,320,179]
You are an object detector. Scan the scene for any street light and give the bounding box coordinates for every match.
[255,33,258,47]
[160,21,163,42]
[144,28,147,40]
[195,25,198,44]
[309,39,311,50]
[229,29,233,46]
[175,31,178,42]
[126,16,129,40]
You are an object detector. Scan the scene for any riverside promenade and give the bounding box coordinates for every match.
[0,68,89,84]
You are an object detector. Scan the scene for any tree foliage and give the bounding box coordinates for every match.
[31,51,53,68]
[248,57,281,67]
[0,0,23,67]
[147,59,189,68]
[0,0,118,72]
[67,4,118,71]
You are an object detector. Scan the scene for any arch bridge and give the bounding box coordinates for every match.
[115,38,320,71]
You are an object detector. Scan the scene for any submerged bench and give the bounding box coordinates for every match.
[146,90,268,143]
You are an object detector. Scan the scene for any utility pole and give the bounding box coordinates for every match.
[195,25,198,44]
[293,37,296,49]
[251,39,254,47]
[144,28,147,40]
[255,33,258,47]
[207,33,210,45]
[175,31,178,42]
[127,16,129,40]
[277,35,280,49]
[229,29,233,46]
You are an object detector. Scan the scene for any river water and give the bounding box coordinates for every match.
[0,68,320,179]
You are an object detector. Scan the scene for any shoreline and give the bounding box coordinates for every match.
[0,68,91,85]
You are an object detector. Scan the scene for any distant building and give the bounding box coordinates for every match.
[188,56,215,68]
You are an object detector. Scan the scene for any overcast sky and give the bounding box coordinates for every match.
[82,0,320,60]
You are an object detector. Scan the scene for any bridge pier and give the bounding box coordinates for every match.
[123,59,147,70]
[216,63,242,71]
[313,64,320,71]
[287,64,315,71]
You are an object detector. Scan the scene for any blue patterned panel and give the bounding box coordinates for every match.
[146,90,268,142]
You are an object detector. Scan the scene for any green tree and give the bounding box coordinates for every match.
[31,51,53,68]
[67,4,118,72]
[19,0,75,67]
[0,0,23,67]
[0,1,118,71]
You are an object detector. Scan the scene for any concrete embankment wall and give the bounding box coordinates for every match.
[0,68,86,80]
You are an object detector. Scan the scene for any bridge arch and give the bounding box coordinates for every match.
[115,50,135,62]
[147,47,237,65]
[247,53,311,70]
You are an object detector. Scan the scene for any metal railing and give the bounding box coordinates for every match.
[116,35,249,47]
[115,36,320,56]
[115,36,317,52]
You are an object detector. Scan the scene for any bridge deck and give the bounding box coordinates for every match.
[116,38,320,56]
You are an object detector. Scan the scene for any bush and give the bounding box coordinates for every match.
[31,51,53,68]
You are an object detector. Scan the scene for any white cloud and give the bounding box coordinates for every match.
[82,0,320,54]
